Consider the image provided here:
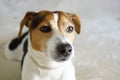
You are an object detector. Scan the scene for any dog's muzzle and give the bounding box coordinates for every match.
[56,43,73,61]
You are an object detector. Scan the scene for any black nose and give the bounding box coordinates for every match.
[57,44,72,56]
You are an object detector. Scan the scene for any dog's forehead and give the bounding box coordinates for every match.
[31,11,53,29]
[31,11,69,29]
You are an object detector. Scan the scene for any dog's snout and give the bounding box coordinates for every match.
[57,44,72,56]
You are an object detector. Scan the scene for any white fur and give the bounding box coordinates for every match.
[22,37,76,80]
[4,13,76,80]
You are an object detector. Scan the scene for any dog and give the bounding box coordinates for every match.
[4,10,81,80]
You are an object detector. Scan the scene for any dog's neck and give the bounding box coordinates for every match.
[27,36,66,69]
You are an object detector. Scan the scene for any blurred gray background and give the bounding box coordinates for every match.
[0,0,120,80]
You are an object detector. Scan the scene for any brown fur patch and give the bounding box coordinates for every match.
[31,11,53,30]
[57,11,76,42]
[30,11,54,51]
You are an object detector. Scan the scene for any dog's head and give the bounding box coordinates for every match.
[18,10,81,62]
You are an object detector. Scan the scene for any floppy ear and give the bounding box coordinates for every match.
[67,13,81,34]
[18,11,37,38]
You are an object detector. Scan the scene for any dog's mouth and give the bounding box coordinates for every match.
[54,55,70,62]
[46,50,72,62]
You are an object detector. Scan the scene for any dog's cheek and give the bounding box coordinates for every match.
[68,33,75,43]
[67,31,75,43]
[31,31,43,51]
[46,35,58,60]
[31,31,45,51]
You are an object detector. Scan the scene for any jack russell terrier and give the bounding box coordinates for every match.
[4,10,81,80]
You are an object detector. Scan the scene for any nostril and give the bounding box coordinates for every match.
[68,49,72,53]
[61,49,66,53]
[67,46,72,55]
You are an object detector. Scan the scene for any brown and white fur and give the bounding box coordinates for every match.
[4,10,81,80]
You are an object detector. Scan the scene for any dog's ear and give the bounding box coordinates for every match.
[18,11,37,38]
[67,13,81,34]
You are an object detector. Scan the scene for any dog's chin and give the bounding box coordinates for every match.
[46,50,74,62]
[56,57,69,62]
[52,54,73,62]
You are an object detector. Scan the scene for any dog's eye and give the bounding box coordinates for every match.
[40,26,51,33]
[66,26,74,33]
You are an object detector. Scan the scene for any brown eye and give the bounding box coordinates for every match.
[66,26,74,33]
[40,26,51,33]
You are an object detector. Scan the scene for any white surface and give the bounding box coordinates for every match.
[0,0,120,80]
